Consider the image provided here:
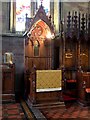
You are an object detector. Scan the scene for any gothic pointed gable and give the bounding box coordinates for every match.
[28,4,54,33]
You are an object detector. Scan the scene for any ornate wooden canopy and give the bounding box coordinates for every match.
[25,4,55,45]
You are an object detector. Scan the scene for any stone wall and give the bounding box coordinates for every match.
[2,33,24,99]
[2,2,10,33]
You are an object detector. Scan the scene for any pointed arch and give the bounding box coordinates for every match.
[29,19,52,42]
[26,4,54,35]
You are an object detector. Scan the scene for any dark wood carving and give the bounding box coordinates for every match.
[62,11,90,101]
[77,71,90,105]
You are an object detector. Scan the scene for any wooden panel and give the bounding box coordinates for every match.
[36,91,61,103]
[82,72,90,88]
[80,48,89,69]
[2,64,15,101]
[65,58,73,67]
[77,72,85,102]
[3,71,14,94]
[77,72,90,104]
[28,69,63,104]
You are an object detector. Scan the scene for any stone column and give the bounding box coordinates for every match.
[0,1,2,104]
[88,1,90,14]
[53,0,60,33]
[50,1,54,23]
[31,1,37,17]
[10,1,16,32]
[2,2,10,33]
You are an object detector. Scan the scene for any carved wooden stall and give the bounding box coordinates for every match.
[24,4,90,105]
[2,63,15,102]
[61,11,90,104]
[24,5,60,104]
[25,5,54,71]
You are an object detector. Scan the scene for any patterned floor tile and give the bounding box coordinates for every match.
[41,102,90,119]
[7,109,19,115]
[1,101,90,119]
[2,103,26,119]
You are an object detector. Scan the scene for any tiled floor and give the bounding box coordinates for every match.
[41,102,90,119]
[2,103,26,119]
[1,101,90,120]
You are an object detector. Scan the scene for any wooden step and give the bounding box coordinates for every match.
[32,101,65,109]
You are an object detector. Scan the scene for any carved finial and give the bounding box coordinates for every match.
[40,0,43,5]
[25,13,28,18]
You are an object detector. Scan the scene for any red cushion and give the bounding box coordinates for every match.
[86,88,90,93]
[67,80,76,83]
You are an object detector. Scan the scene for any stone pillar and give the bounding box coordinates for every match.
[31,1,37,17]
[88,1,90,15]
[2,2,10,33]
[50,1,54,23]
[0,2,2,104]
[10,1,16,32]
[53,0,60,33]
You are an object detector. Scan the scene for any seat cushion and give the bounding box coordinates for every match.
[86,88,90,93]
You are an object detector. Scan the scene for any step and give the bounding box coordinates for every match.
[1,94,15,103]
[32,101,65,109]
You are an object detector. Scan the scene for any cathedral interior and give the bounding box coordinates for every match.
[1,0,90,119]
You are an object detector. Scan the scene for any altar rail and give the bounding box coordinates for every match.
[28,69,62,104]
